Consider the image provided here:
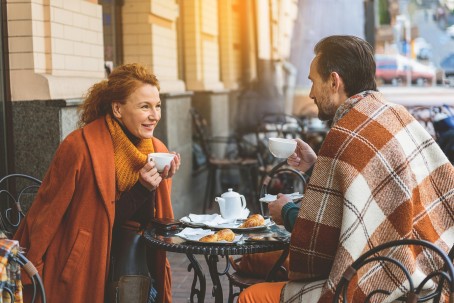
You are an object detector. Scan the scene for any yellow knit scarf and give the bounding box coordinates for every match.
[106,115,154,193]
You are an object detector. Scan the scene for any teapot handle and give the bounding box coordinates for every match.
[239,195,247,209]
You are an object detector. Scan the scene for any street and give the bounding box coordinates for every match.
[379,86,454,106]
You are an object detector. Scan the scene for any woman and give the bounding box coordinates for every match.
[14,63,180,303]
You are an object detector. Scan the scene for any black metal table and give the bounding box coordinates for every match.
[142,224,290,303]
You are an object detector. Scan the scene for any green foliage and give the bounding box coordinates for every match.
[378,0,391,25]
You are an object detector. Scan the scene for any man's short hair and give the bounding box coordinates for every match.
[314,35,377,97]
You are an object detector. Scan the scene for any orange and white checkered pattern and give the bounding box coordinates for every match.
[0,239,23,303]
[283,92,454,303]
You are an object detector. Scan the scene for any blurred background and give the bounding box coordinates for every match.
[1,0,453,218]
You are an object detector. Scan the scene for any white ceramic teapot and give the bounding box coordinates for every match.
[215,188,247,219]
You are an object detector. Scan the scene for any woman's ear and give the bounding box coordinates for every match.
[111,101,122,119]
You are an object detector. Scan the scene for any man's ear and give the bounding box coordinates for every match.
[330,72,342,91]
[111,101,122,119]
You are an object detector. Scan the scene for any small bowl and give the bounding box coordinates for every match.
[268,138,297,158]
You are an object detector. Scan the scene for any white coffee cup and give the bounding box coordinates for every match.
[268,137,297,158]
[148,153,175,172]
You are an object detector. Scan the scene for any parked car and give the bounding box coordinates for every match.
[401,56,436,86]
[440,53,454,86]
[375,54,436,86]
[375,55,401,85]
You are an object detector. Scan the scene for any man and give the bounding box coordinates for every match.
[238,35,454,303]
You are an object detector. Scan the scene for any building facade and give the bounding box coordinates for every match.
[1,0,298,217]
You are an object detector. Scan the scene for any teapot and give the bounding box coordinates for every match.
[215,188,247,219]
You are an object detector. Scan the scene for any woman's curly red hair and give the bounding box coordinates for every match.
[78,63,159,127]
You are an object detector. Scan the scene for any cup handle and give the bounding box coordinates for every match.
[240,195,246,209]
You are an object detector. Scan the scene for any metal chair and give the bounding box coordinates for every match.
[0,174,45,302]
[258,161,308,216]
[0,174,41,238]
[16,252,47,303]
[0,237,46,303]
[225,161,306,302]
[190,108,260,213]
[333,239,454,303]
[226,246,290,303]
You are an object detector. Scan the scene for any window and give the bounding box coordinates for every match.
[100,0,123,74]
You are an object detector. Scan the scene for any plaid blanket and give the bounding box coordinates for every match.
[282,92,454,303]
[0,238,23,303]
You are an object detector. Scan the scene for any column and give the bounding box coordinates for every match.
[122,0,185,93]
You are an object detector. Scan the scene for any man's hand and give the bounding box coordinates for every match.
[268,194,292,225]
[138,161,162,191]
[287,138,317,172]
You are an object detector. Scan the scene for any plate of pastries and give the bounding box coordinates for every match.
[206,214,274,232]
[179,228,242,244]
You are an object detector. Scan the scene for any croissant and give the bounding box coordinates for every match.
[199,229,236,242]
[199,234,218,242]
[240,214,266,228]
[216,229,235,242]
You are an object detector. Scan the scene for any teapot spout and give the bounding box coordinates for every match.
[215,197,225,213]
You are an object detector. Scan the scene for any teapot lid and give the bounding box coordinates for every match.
[221,188,240,198]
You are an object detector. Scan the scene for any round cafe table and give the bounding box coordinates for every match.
[142,224,290,303]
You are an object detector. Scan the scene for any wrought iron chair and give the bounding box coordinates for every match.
[258,161,308,216]
[0,174,41,238]
[226,246,290,303]
[16,252,47,303]
[0,174,46,302]
[190,108,260,213]
[225,161,306,302]
[333,239,454,303]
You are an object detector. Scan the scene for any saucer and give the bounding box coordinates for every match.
[259,192,304,203]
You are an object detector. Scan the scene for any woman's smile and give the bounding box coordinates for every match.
[112,84,162,139]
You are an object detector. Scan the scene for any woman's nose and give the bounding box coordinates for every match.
[148,108,159,119]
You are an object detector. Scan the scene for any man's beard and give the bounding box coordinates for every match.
[316,97,337,121]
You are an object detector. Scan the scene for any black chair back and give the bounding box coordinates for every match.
[0,174,41,238]
[258,161,308,216]
[0,174,46,302]
[333,239,454,303]
[189,108,260,212]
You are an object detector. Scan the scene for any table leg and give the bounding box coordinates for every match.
[186,253,206,303]
[205,254,225,303]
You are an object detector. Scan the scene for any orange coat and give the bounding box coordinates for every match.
[14,117,174,303]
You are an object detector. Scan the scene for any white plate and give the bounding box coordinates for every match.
[178,234,243,244]
[259,193,304,203]
[205,218,275,232]
[179,216,206,227]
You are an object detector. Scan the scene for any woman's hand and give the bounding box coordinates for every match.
[139,161,162,191]
[268,194,292,225]
[287,138,317,173]
[160,152,181,179]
